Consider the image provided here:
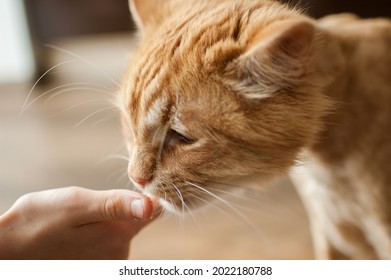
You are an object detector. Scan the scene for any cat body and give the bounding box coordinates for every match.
[292,14,391,259]
[122,0,391,259]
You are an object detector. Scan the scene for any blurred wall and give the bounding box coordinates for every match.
[281,0,391,18]
[23,0,133,79]
[0,0,34,84]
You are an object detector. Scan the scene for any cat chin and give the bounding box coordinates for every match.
[142,190,179,214]
[157,198,180,214]
[143,190,202,215]
[224,173,278,189]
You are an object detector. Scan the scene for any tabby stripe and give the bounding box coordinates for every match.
[135,10,200,93]
[142,95,169,127]
[136,54,164,96]
[180,11,232,55]
[129,3,241,126]
[141,63,169,108]
[143,70,172,120]
[132,43,162,98]
[132,54,166,121]
[139,57,165,94]
[132,5,213,112]
[133,60,171,126]
[137,36,170,80]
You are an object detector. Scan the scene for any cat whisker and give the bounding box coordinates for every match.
[168,197,185,225]
[156,124,170,163]
[185,181,257,231]
[183,192,220,233]
[190,185,270,244]
[182,201,203,233]
[106,167,127,182]
[209,180,305,219]
[288,0,308,14]
[20,59,79,115]
[187,191,248,228]
[209,179,271,195]
[168,197,176,212]
[90,112,119,127]
[206,187,260,209]
[130,184,138,192]
[115,172,129,184]
[151,126,162,147]
[159,192,171,219]
[45,86,115,103]
[45,44,122,88]
[172,183,187,219]
[206,181,268,205]
[186,181,240,212]
[96,154,129,166]
[206,180,243,189]
[73,106,115,128]
[155,194,168,220]
[42,67,121,83]
[205,187,277,220]
[186,198,207,231]
[24,82,115,112]
[46,99,112,119]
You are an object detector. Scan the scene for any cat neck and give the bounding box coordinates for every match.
[309,19,391,165]
[306,26,352,164]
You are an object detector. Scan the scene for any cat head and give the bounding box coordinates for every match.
[121,0,330,212]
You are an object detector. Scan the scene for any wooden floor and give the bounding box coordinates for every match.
[0,34,313,259]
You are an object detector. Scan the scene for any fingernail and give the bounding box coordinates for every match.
[131,199,144,220]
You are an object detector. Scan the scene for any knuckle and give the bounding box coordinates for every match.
[101,196,125,220]
[64,187,87,204]
[14,193,34,207]
[67,186,84,197]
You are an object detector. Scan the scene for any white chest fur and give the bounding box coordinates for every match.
[289,156,391,259]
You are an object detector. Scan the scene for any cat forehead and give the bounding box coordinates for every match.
[126,86,172,130]
[131,3,248,72]
[125,58,207,130]
[124,2,261,129]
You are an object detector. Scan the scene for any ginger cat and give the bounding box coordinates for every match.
[120,0,391,259]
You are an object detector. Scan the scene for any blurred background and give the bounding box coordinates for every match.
[0,0,389,259]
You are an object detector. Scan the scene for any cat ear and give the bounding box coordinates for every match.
[226,19,315,99]
[130,0,171,32]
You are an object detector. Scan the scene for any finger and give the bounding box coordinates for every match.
[78,189,155,224]
[145,194,163,217]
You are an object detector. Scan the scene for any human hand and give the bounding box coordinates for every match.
[0,187,158,259]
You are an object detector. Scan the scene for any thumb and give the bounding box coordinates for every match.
[83,190,154,223]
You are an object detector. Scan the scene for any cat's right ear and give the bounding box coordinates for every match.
[130,0,168,33]
[225,19,316,99]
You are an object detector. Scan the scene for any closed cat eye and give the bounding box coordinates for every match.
[165,129,195,146]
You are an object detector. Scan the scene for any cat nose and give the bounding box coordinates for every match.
[130,176,151,188]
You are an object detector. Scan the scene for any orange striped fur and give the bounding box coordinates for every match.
[121,0,391,259]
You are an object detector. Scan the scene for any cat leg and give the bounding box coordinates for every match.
[290,171,344,259]
[362,215,391,259]
[303,196,350,260]
[290,168,362,259]
[290,165,378,259]
[306,215,350,259]
[295,184,377,259]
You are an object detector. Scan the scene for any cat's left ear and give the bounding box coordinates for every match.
[225,19,316,98]
[130,0,171,33]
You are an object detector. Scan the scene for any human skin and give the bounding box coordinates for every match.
[0,187,157,259]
